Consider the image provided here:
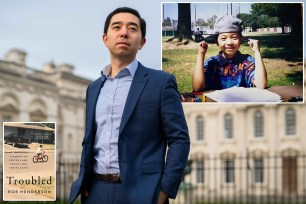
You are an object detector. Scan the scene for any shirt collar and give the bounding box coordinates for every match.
[125,58,138,78]
[100,58,138,79]
[217,51,242,66]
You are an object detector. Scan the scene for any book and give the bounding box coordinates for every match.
[3,122,56,201]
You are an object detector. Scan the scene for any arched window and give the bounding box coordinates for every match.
[224,113,233,138]
[224,159,235,183]
[195,160,205,183]
[285,108,296,135]
[254,159,264,183]
[0,93,19,123]
[67,134,73,152]
[2,115,12,122]
[196,116,204,141]
[254,111,264,137]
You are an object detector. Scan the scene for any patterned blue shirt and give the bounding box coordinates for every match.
[203,51,255,90]
[93,59,138,174]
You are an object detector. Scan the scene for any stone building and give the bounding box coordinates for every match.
[0,49,92,199]
[180,102,306,203]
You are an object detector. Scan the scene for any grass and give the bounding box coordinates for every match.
[162,36,173,42]
[162,32,303,93]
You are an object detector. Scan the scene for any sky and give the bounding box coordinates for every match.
[163,3,252,22]
[0,0,161,80]
[0,0,304,81]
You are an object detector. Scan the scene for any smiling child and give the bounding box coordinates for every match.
[192,15,267,92]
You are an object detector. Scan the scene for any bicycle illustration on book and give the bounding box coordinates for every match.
[33,151,48,163]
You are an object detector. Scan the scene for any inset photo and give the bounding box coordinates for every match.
[3,122,56,201]
[162,2,303,103]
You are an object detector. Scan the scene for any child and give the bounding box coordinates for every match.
[36,144,44,157]
[192,15,267,92]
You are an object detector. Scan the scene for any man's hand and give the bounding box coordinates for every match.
[197,41,208,55]
[81,189,89,198]
[180,94,186,102]
[248,38,260,53]
[157,191,168,204]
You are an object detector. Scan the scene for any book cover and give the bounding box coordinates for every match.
[3,122,56,201]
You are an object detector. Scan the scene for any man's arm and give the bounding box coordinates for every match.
[159,74,190,199]
[69,85,92,204]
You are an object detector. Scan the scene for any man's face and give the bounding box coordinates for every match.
[217,33,241,59]
[103,12,146,60]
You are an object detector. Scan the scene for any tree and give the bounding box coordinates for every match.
[196,18,208,27]
[25,123,55,129]
[163,17,172,27]
[41,123,55,129]
[206,15,217,29]
[251,3,302,35]
[238,13,281,31]
[237,13,258,31]
[176,3,192,40]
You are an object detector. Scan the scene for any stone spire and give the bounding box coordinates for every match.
[4,49,27,66]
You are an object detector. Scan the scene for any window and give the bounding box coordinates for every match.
[2,115,12,122]
[285,108,296,135]
[30,110,47,122]
[224,113,233,138]
[68,134,73,151]
[254,159,264,183]
[195,160,205,183]
[224,160,234,183]
[196,116,204,141]
[254,111,263,137]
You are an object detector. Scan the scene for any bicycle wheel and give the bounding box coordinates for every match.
[33,156,39,163]
[42,155,48,162]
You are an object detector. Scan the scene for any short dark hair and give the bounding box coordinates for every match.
[104,7,146,37]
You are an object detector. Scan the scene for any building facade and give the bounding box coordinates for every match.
[180,102,306,203]
[4,123,55,144]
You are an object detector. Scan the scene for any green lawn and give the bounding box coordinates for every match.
[162,32,303,93]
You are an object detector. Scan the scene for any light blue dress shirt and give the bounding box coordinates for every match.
[93,59,138,174]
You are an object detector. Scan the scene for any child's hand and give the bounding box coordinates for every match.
[248,38,260,53]
[197,41,208,55]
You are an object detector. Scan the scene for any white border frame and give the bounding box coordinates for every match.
[161,1,305,104]
[3,122,56,201]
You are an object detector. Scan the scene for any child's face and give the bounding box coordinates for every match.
[217,33,241,59]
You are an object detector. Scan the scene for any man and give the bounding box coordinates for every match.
[69,7,190,204]
[194,28,201,43]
